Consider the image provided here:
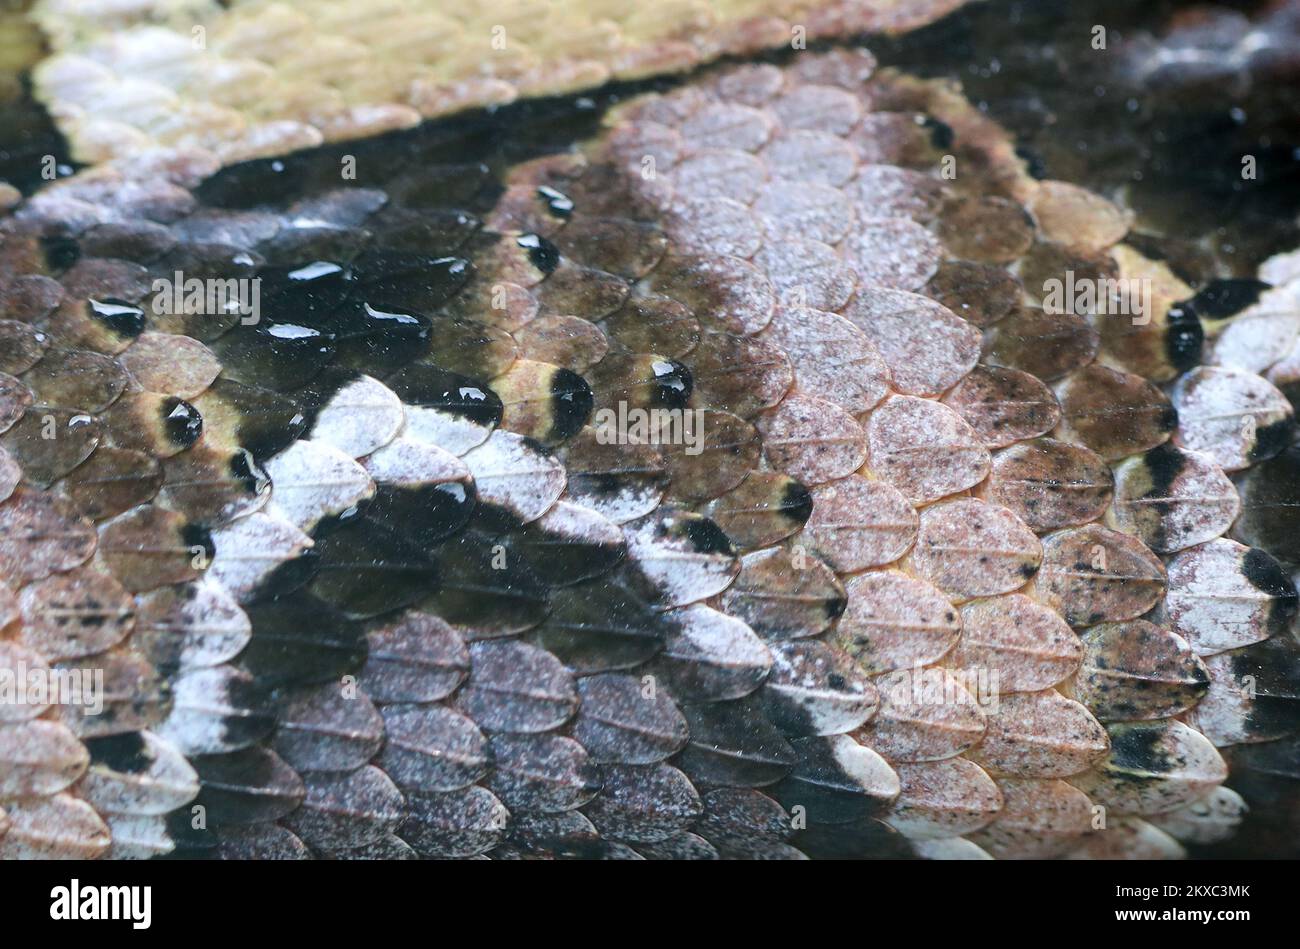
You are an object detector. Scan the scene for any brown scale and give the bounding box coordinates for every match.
[0,274,63,326]
[967,777,1094,859]
[98,506,209,592]
[1055,363,1176,461]
[514,316,608,372]
[936,196,1037,264]
[0,321,50,375]
[865,395,989,504]
[0,487,97,585]
[534,261,630,321]
[756,393,866,486]
[1070,620,1210,723]
[979,437,1114,533]
[601,295,699,359]
[56,648,171,740]
[844,287,981,396]
[1027,182,1134,256]
[660,410,760,502]
[118,333,224,400]
[888,757,1002,840]
[1032,524,1168,627]
[940,365,1060,449]
[1016,238,1120,311]
[702,471,809,551]
[14,566,135,663]
[984,305,1099,383]
[944,595,1082,694]
[857,667,986,763]
[760,305,889,414]
[0,720,87,799]
[0,408,103,487]
[720,547,845,641]
[20,348,126,412]
[688,332,793,418]
[61,447,163,521]
[907,509,1040,646]
[835,570,962,675]
[799,476,917,573]
[638,253,775,336]
[966,690,1109,779]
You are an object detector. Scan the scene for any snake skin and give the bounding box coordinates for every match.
[30,0,971,167]
[1,4,1299,860]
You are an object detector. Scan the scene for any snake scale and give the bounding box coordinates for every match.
[1,0,1299,860]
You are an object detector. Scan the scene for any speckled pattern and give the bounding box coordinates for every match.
[30,0,971,167]
[1,2,1299,861]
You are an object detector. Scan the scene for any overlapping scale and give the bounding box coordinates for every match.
[0,39,1292,863]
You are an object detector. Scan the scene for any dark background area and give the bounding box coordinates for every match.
[875,0,1300,278]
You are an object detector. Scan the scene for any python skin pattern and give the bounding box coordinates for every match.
[0,0,1298,860]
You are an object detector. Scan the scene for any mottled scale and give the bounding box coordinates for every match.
[651,604,772,703]
[271,684,384,773]
[966,690,1109,779]
[720,547,845,641]
[858,669,987,763]
[377,704,489,793]
[572,674,689,765]
[768,734,900,825]
[758,640,879,738]
[281,766,406,852]
[455,640,578,734]
[1072,621,1210,722]
[945,595,1082,693]
[1070,721,1228,816]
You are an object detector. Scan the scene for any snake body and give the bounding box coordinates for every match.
[0,0,1299,859]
